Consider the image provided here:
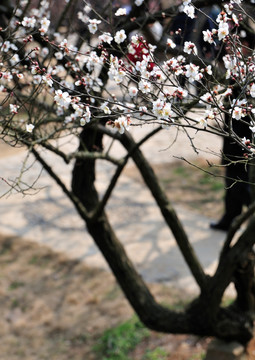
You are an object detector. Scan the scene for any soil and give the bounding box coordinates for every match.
[0,234,209,360]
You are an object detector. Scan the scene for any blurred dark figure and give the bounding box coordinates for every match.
[210,115,252,231]
[210,25,255,231]
[169,5,220,60]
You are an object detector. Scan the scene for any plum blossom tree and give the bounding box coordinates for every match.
[1,0,255,343]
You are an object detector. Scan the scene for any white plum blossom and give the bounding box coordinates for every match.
[153,99,164,118]
[131,35,139,46]
[113,116,130,134]
[222,54,236,80]
[108,55,126,84]
[182,0,192,5]
[203,30,215,44]
[205,107,215,120]
[1,72,13,83]
[54,90,71,109]
[173,87,188,99]
[249,83,255,98]
[81,106,91,124]
[88,19,101,34]
[135,0,144,6]
[72,103,84,118]
[221,87,233,97]
[115,8,127,16]
[51,65,65,76]
[232,98,247,108]
[100,102,111,114]
[0,41,11,52]
[224,3,234,15]
[205,65,212,75]
[138,80,151,93]
[139,106,148,115]
[241,137,250,147]
[185,63,202,82]
[83,4,91,12]
[41,47,49,57]
[9,104,19,114]
[162,103,173,120]
[42,74,53,87]
[16,73,24,79]
[85,106,91,120]
[165,57,184,76]
[84,51,103,72]
[114,30,127,44]
[10,54,20,66]
[22,16,36,28]
[199,92,213,104]
[78,11,89,24]
[55,51,64,60]
[99,32,113,44]
[26,123,35,133]
[249,125,255,133]
[216,11,229,23]
[129,87,138,97]
[151,67,166,82]
[60,38,68,49]
[39,17,50,35]
[218,21,229,41]
[166,38,176,48]
[198,107,215,128]
[231,106,245,120]
[33,74,42,84]
[183,41,197,55]
[84,51,104,72]
[232,13,239,26]
[198,118,208,128]
[183,5,195,19]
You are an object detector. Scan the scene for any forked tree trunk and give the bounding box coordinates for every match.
[70,127,254,343]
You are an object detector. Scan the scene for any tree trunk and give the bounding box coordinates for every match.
[70,127,254,343]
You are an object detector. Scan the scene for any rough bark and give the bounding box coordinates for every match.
[233,251,255,312]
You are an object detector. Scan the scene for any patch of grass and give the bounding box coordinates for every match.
[188,351,206,360]
[11,298,20,308]
[28,255,52,267]
[143,347,168,360]
[198,173,224,192]
[221,297,235,307]
[173,166,190,177]
[94,316,150,360]
[9,281,25,290]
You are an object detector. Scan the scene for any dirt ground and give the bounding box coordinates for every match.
[0,234,209,360]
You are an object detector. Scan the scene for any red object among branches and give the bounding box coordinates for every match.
[127,38,155,71]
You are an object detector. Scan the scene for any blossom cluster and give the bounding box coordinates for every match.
[0,0,254,156]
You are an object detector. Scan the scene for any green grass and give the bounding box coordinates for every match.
[221,296,235,307]
[198,172,224,192]
[9,281,25,290]
[28,255,52,267]
[188,351,206,360]
[143,347,168,359]
[173,166,190,177]
[94,316,150,360]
